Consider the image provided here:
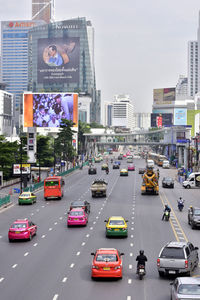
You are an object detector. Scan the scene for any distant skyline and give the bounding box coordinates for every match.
[0,0,200,115]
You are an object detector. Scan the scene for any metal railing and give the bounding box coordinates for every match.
[0,195,11,208]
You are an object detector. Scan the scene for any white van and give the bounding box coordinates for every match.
[162,160,170,169]
[183,172,200,189]
[147,159,154,168]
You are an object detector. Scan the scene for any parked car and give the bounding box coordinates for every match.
[157,241,199,277]
[188,206,200,229]
[170,277,200,300]
[162,177,174,188]
[69,200,90,214]
[88,167,97,175]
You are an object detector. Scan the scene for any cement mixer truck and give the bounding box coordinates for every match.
[141,167,159,195]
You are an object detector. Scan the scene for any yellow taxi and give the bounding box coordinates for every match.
[18,192,37,205]
[120,168,128,176]
[104,216,128,237]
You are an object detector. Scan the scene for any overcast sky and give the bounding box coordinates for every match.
[0,0,200,115]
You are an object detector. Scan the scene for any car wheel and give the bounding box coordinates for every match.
[187,185,191,189]
[29,234,32,241]
[186,270,191,276]
[158,271,164,277]
[9,238,13,243]
[191,222,196,229]
[188,218,190,225]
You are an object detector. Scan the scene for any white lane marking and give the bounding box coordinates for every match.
[102,203,105,207]
[81,242,85,246]
[31,213,34,216]
[129,264,132,269]
[90,227,93,230]
[100,207,103,210]
[128,279,132,284]
[12,264,17,269]
[96,216,99,219]
[41,235,46,238]
[0,235,2,238]
[131,227,134,230]
[130,253,133,257]
[127,297,131,300]
[179,237,185,240]
[54,222,58,225]
[76,251,80,256]
[98,211,101,214]
[131,216,134,219]
[41,205,45,208]
[24,252,29,257]
[46,202,49,205]
[59,217,63,220]
[132,212,134,214]
[131,222,134,225]
[93,221,96,225]
[33,243,38,247]
[62,277,67,283]
[36,209,39,212]
[53,294,59,300]
[130,243,133,247]
[0,277,4,283]
[86,234,90,238]
[70,263,75,268]
[131,235,133,238]
[49,228,52,231]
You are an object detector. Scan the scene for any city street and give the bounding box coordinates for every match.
[0,157,200,300]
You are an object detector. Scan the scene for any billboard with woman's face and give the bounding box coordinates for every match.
[23,93,78,128]
[37,37,80,84]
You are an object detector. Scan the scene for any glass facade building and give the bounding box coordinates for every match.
[1,20,45,126]
[28,17,100,123]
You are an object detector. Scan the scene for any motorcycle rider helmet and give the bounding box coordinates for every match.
[165,204,168,208]
[139,250,144,255]
[179,197,182,200]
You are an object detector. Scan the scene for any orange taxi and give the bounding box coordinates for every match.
[91,248,124,279]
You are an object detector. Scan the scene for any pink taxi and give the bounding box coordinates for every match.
[8,219,37,242]
[67,208,88,227]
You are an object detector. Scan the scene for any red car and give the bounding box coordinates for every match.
[8,219,37,242]
[67,208,88,226]
[128,164,135,171]
[91,248,124,279]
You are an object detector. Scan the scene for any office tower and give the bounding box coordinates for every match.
[32,0,55,24]
[176,75,188,100]
[104,102,113,127]
[188,41,198,97]
[112,95,134,131]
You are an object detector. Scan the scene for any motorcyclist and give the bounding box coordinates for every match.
[111,158,113,163]
[162,204,171,220]
[157,168,160,179]
[106,167,109,174]
[136,250,148,273]
[177,197,184,209]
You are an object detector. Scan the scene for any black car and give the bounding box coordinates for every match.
[118,155,123,160]
[188,206,200,229]
[162,177,174,188]
[69,200,90,214]
[113,163,120,169]
[88,167,97,175]
[138,168,145,174]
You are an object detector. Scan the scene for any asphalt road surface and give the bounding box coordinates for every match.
[0,156,200,300]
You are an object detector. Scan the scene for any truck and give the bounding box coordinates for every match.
[141,167,159,195]
[183,172,200,189]
[90,179,107,197]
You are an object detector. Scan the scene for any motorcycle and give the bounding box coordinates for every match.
[178,201,184,212]
[138,265,146,280]
[164,210,170,221]
[106,169,109,175]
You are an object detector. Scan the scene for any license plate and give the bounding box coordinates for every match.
[168,270,176,274]
[139,269,145,273]
[15,231,20,234]
[103,267,110,271]
[74,219,78,221]
[114,229,119,231]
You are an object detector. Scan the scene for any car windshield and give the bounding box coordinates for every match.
[96,254,118,262]
[11,223,27,228]
[70,211,84,216]
[109,220,125,225]
[164,178,172,181]
[178,284,200,295]
[194,209,200,216]
[20,193,30,198]
[160,247,184,259]
[45,180,59,186]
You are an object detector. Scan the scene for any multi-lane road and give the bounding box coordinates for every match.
[0,156,200,300]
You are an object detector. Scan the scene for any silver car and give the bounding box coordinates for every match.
[171,277,200,299]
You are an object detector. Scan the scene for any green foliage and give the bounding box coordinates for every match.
[36,135,54,167]
[90,122,104,128]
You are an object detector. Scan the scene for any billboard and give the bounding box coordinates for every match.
[13,164,31,175]
[151,113,173,127]
[174,108,187,125]
[24,93,78,128]
[37,37,80,84]
[153,88,175,104]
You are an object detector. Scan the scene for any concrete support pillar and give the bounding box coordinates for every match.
[178,147,183,166]
[184,147,188,170]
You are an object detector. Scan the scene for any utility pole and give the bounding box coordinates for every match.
[20,137,23,194]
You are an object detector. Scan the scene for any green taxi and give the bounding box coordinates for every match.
[105,216,128,237]
[120,168,128,176]
[18,192,37,205]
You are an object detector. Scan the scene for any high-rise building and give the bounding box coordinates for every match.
[133,113,150,130]
[112,95,134,131]
[32,0,55,24]
[198,11,200,93]
[104,102,113,127]
[28,17,100,123]
[176,75,188,100]
[1,20,45,128]
[188,41,198,97]
[0,90,14,136]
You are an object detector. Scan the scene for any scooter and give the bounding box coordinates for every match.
[178,201,184,212]
[164,211,170,221]
[106,169,109,175]
[138,265,146,280]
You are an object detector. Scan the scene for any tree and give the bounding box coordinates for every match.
[78,121,91,155]
[36,135,54,167]
[90,122,104,128]
[55,119,76,167]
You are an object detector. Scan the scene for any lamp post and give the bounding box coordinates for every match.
[20,136,23,194]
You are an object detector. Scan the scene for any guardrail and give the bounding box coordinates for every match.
[0,195,11,208]
[23,162,89,192]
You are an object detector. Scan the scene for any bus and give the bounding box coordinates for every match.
[44,176,65,200]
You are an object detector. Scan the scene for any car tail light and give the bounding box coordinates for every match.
[107,227,112,230]
[114,266,121,269]
[79,218,83,220]
[185,260,188,268]
[92,266,99,269]
[157,258,160,267]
